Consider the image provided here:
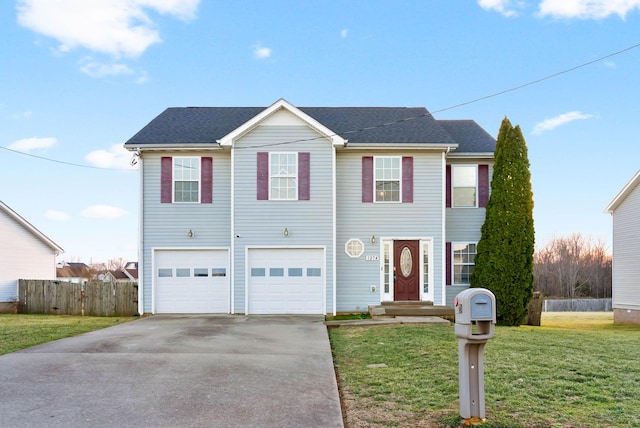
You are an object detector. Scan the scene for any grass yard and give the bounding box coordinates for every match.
[0,314,136,355]
[329,312,640,427]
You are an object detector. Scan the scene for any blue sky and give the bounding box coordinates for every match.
[2,0,639,263]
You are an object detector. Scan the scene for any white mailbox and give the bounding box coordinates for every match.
[454,288,496,421]
[454,288,496,340]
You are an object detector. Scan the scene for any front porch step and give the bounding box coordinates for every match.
[369,302,454,319]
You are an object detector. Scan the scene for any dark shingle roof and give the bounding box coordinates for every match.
[125,106,494,153]
[437,120,496,153]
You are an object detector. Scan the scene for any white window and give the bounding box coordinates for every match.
[345,239,364,258]
[174,157,200,203]
[270,153,297,200]
[453,243,476,285]
[452,165,477,207]
[375,156,401,202]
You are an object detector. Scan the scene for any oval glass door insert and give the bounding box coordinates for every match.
[400,247,412,277]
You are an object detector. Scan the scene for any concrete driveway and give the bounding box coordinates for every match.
[0,315,344,428]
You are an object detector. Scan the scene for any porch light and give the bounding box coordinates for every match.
[370,235,376,244]
[283,228,289,237]
[187,229,194,238]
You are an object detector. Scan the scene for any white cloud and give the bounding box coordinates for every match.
[79,57,134,77]
[16,0,200,58]
[45,209,70,221]
[253,44,272,59]
[477,0,522,17]
[538,0,640,19]
[532,111,594,135]
[81,205,128,219]
[85,144,138,169]
[9,136,57,151]
[340,29,348,38]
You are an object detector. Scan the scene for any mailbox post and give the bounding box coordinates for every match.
[454,288,496,421]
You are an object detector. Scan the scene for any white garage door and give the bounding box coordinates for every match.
[248,248,325,314]
[155,249,230,313]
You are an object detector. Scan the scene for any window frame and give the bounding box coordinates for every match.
[345,238,365,258]
[452,242,477,285]
[269,152,298,201]
[373,156,402,203]
[452,164,478,208]
[173,156,201,203]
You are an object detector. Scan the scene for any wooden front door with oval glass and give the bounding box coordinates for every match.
[393,240,420,301]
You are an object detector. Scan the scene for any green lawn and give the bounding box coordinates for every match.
[329,312,640,427]
[0,314,136,355]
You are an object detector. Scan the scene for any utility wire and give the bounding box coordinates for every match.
[3,41,640,160]
[0,145,135,171]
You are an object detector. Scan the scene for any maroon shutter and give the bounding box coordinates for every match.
[257,152,269,200]
[478,164,489,208]
[161,157,172,203]
[298,152,310,200]
[445,165,452,208]
[201,157,213,203]
[402,156,413,203]
[446,242,452,285]
[362,156,373,203]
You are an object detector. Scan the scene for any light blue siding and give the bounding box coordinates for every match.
[611,181,640,310]
[141,151,231,313]
[336,150,445,311]
[232,125,334,314]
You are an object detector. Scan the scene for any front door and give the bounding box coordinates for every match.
[393,240,420,301]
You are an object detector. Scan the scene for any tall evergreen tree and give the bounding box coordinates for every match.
[470,117,535,326]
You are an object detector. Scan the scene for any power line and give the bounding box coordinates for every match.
[4,41,640,159]
[0,145,136,171]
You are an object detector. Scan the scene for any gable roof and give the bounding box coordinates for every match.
[605,170,640,213]
[57,264,90,278]
[124,100,494,153]
[0,200,64,254]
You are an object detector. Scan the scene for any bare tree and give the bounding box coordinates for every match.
[534,233,611,300]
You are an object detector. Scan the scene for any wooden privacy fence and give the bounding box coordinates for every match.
[18,280,138,316]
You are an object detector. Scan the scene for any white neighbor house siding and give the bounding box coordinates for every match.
[0,210,58,302]
[611,180,640,315]
[233,123,335,314]
[140,151,231,313]
[445,161,493,307]
[336,149,445,311]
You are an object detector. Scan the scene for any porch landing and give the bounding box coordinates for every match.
[368,301,455,320]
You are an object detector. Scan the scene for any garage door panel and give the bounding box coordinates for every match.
[248,248,324,315]
[155,250,230,314]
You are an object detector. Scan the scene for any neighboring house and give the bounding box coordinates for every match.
[56,262,91,283]
[99,263,139,284]
[605,170,640,325]
[124,99,495,315]
[0,200,64,313]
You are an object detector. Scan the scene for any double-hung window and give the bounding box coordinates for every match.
[270,152,298,200]
[452,165,477,207]
[173,157,201,203]
[375,156,401,202]
[453,242,476,285]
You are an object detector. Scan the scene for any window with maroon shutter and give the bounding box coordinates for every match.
[161,157,172,203]
[445,165,452,208]
[257,152,310,200]
[446,242,452,285]
[478,164,489,208]
[362,156,374,203]
[402,156,413,203]
[161,156,212,203]
[201,157,213,204]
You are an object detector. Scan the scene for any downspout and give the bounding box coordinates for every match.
[136,149,144,316]
[230,144,235,314]
[441,147,451,306]
[332,145,337,316]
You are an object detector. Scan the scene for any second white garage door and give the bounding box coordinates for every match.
[247,248,325,314]
[155,249,230,313]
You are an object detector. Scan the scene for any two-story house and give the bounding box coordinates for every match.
[124,99,495,315]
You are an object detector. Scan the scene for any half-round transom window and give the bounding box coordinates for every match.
[400,247,412,277]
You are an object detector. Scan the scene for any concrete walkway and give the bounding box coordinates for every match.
[0,315,343,428]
